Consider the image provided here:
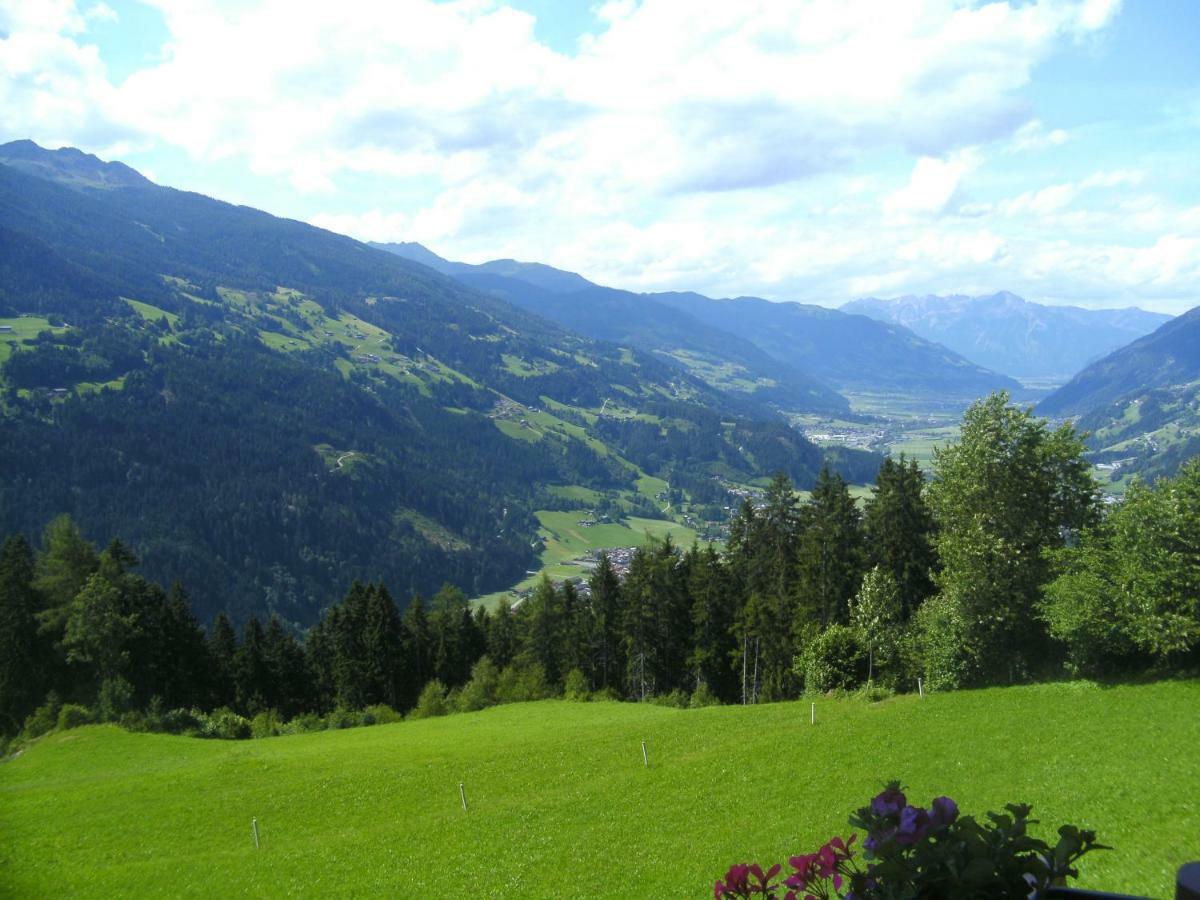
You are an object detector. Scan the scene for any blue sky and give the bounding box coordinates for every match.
[2,0,1199,312]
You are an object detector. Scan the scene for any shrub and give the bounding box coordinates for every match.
[251,710,284,738]
[97,677,135,722]
[409,680,449,719]
[159,708,203,735]
[285,712,326,734]
[914,591,975,691]
[689,682,721,708]
[325,708,360,730]
[458,657,501,712]
[22,692,61,739]
[798,624,868,693]
[496,663,552,703]
[563,668,589,702]
[56,704,94,731]
[363,704,403,725]
[590,686,621,702]
[860,684,894,704]
[648,689,689,709]
[199,707,251,740]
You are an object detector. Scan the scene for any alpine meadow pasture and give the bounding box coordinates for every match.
[2,680,1197,898]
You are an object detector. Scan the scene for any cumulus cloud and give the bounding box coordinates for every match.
[9,0,1200,311]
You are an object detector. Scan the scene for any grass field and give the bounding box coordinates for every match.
[0,316,64,364]
[475,511,699,608]
[1,681,1196,897]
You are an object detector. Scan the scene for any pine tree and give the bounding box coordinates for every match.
[208,612,238,708]
[233,617,269,714]
[400,593,432,710]
[520,575,563,686]
[263,615,310,716]
[587,553,624,693]
[486,600,518,670]
[34,515,98,634]
[62,541,144,688]
[686,543,738,702]
[429,583,472,688]
[863,455,937,619]
[795,465,865,629]
[0,536,42,733]
[361,584,403,708]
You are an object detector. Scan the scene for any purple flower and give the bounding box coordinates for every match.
[930,796,959,828]
[895,805,932,845]
[870,787,908,818]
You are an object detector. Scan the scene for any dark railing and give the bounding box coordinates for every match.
[1041,862,1200,900]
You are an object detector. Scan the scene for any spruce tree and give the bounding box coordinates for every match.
[401,593,432,709]
[361,584,403,707]
[0,536,42,733]
[233,617,269,714]
[587,553,624,693]
[795,465,865,628]
[208,612,238,708]
[863,455,937,619]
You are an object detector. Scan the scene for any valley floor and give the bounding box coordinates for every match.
[2,680,1196,897]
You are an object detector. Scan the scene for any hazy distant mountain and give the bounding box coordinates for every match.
[0,138,153,189]
[377,243,1020,400]
[1038,306,1200,481]
[842,292,1170,382]
[651,292,1021,397]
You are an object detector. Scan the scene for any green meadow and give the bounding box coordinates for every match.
[475,511,698,608]
[2,680,1196,897]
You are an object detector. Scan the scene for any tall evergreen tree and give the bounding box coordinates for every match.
[137,581,210,709]
[486,600,518,671]
[863,455,937,619]
[0,536,42,733]
[429,583,473,688]
[62,540,144,690]
[587,552,624,693]
[208,612,238,709]
[360,584,403,707]
[400,593,432,709]
[686,543,738,701]
[34,515,98,634]
[233,617,270,714]
[795,465,865,628]
[263,615,311,716]
[520,575,563,686]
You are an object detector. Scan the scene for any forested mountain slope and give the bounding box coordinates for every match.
[1037,306,1200,481]
[843,292,1170,381]
[375,243,1019,400]
[374,243,850,414]
[0,141,874,625]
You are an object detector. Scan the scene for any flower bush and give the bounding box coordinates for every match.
[715,782,1107,899]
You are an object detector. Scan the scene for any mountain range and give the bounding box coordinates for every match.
[0,140,876,625]
[842,292,1170,382]
[1038,306,1200,482]
[374,243,1022,400]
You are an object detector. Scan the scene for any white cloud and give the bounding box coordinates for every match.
[1009,118,1069,152]
[84,3,118,25]
[885,150,981,217]
[10,0,1200,312]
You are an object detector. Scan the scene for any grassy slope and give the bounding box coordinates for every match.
[474,512,698,608]
[2,681,1197,897]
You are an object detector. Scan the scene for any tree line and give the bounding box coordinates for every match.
[2,393,1197,743]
